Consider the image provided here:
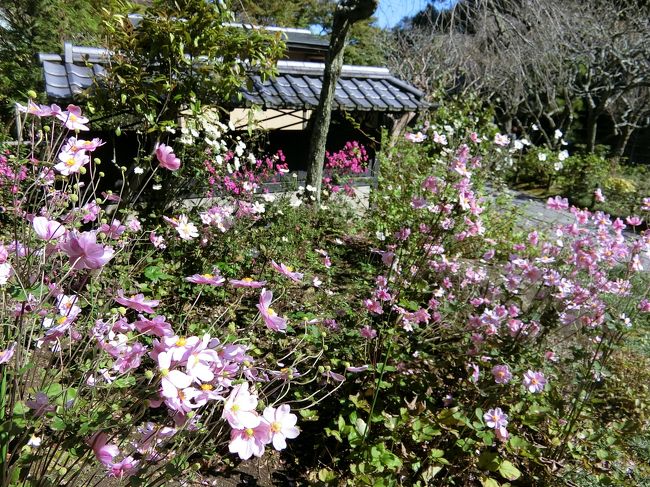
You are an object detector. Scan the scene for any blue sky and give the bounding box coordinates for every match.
[375,0,457,28]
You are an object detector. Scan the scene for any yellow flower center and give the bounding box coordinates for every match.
[161,368,169,377]
[176,337,186,347]
[267,307,276,316]
[69,114,78,122]
[65,157,76,167]
[242,277,253,282]
[202,273,213,279]
[201,384,213,391]
[271,421,282,433]
[231,404,240,412]
[245,428,254,437]
[57,316,67,325]
[285,266,293,272]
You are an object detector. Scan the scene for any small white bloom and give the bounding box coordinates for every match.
[290,198,302,208]
[554,161,563,171]
[176,215,199,240]
[558,150,569,161]
[251,202,265,214]
[375,231,386,241]
[538,153,547,162]
[306,185,316,192]
[291,172,298,178]
[531,124,539,131]
[554,129,563,140]
[248,153,256,164]
[152,184,162,190]
[27,436,42,448]
[312,276,322,287]
[520,138,531,146]
[281,236,288,242]
[513,140,524,151]
[262,193,276,202]
[134,166,144,175]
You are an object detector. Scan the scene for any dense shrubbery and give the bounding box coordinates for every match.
[1,99,650,487]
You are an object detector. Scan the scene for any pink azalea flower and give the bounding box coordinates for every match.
[56,105,89,131]
[229,277,267,288]
[547,196,569,210]
[222,382,261,429]
[185,273,226,286]
[32,216,66,241]
[262,404,300,450]
[491,364,512,384]
[523,370,547,393]
[114,291,159,314]
[229,422,271,460]
[155,143,181,171]
[59,232,114,270]
[594,188,606,202]
[270,260,303,282]
[256,288,287,333]
[0,342,16,364]
[484,407,508,430]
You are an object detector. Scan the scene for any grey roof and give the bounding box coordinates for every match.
[39,45,427,113]
[241,61,426,112]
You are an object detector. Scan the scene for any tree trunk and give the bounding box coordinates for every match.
[305,0,377,204]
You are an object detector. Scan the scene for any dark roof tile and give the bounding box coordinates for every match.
[39,48,427,112]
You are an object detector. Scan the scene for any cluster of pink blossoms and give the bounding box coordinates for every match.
[223,383,299,459]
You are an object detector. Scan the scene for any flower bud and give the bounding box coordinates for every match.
[69,194,78,202]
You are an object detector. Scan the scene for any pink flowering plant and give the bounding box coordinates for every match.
[0,101,328,486]
[2,94,650,487]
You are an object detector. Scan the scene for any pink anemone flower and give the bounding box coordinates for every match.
[155,143,181,171]
[56,104,89,131]
[229,423,271,460]
[262,404,300,451]
[270,260,303,282]
[114,291,160,314]
[32,217,66,241]
[229,277,267,288]
[256,288,287,333]
[185,273,226,286]
[59,231,114,270]
[222,382,260,430]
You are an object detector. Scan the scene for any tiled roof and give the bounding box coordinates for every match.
[39,44,427,113]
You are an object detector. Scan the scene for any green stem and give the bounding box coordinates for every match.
[1,365,8,484]
[362,338,394,446]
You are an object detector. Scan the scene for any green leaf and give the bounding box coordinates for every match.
[354,417,368,436]
[50,416,66,431]
[498,460,521,480]
[480,478,501,487]
[317,468,337,482]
